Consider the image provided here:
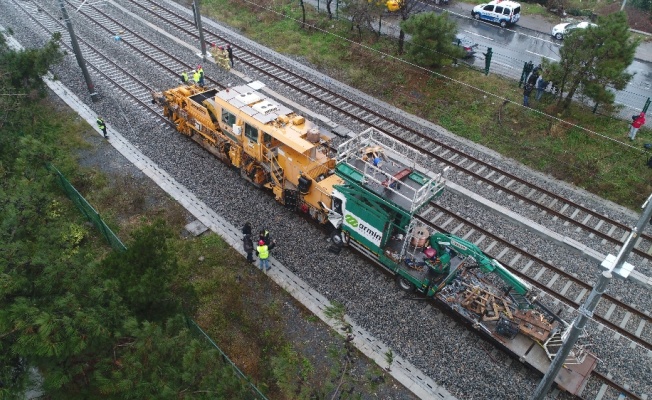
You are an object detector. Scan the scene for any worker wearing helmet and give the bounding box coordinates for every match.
[192,70,201,85]
[256,238,276,271]
[259,228,270,245]
[197,65,205,86]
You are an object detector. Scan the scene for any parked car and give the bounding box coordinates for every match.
[471,0,521,28]
[551,21,597,40]
[453,34,478,58]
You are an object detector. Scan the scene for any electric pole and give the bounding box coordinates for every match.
[531,193,652,400]
[192,1,207,61]
[57,0,98,102]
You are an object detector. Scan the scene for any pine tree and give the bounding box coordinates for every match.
[400,12,464,67]
[542,12,638,111]
[100,219,193,321]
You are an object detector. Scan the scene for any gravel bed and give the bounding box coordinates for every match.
[3,1,651,398]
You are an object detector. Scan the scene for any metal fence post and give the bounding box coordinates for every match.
[519,61,533,87]
[484,48,492,76]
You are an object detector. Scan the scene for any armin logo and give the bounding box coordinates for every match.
[344,214,358,227]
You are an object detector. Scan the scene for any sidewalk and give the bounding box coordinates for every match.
[444,1,652,63]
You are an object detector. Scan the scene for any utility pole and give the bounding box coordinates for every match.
[58,0,98,102]
[531,193,652,400]
[192,1,207,61]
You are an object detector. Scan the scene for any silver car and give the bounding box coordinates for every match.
[551,21,597,40]
[453,34,479,58]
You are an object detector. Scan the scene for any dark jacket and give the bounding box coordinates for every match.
[242,223,252,236]
[523,84,533,96]
[259,230,270,245]
[243,234,254,253]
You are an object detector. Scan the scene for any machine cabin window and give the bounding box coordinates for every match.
[244,123,259,143]
[222,109,236,126]
[263,133,273,147]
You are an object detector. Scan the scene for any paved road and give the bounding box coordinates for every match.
[310,0,652,114]
[444,1,652,113]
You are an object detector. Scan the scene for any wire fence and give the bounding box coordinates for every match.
[49,163,266,399]
[48,163,126,251]
[186,318,268,400]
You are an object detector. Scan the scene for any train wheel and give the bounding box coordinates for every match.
[396,275,415,292]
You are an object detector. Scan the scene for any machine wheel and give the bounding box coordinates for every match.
[499,20,507,28]
[341,230,350,246]
[473,12,480,20]
[555,33,563,40]
[396,275,415,292]
[329,230,344,254]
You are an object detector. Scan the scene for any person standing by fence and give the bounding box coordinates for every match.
[242,222,255,263]
[523,84,533,107]
[535,74,547,101]
[629,112,646,141]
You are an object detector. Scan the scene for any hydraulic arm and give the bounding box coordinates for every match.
[430,232,531,295]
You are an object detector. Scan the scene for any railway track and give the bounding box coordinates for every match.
[417,201,652,351]
[118,0,652,272]
[8,0,649,398]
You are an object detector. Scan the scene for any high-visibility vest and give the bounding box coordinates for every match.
[181,71,188,82]
[193,71,200,82]
[96,118,105,129]
[257,245,269,259]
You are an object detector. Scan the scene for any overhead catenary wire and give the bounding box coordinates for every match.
[239,0,649,153]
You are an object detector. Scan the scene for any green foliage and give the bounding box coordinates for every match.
[400,12,463,67]
[340,0,385,37]
[543,12,639,110]
[100,219,190,321]
[270,343,315,398]
[0,30,248,399]
[91,315,251,400]
[323,301,346,327]
[629,0,652,12]
[384,349,394,370]
[0,32,63,96]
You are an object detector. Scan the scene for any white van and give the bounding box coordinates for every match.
[472,0,521,28]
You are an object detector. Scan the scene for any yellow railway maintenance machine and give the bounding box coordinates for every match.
[152,83,342,223]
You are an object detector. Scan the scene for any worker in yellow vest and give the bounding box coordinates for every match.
[192,70,201,85]
[96,117,107,138]
[256,239,276,271]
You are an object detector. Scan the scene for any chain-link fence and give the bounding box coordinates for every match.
[49,163,266,398]
[186,318,268,400]
[49,163,126,251]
